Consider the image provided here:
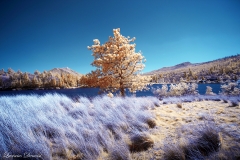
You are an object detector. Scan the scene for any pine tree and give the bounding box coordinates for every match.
[87,28,150,96]
[34,70,40,76]
[0,69,4,75]
[32,76,40,88]
[0,77,3,88]
[50,78,57,87]
[22,72,30,88]
[7,68,15,75]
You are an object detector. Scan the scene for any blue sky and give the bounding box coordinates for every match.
[0,0,240,74]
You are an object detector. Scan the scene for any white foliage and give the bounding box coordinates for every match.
[221,82,240,95]
[205,86,215,95]
[153,84,168,97]
[153,82,198,97]
[107,92,114,98]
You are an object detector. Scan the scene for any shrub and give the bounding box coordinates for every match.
[176,103,182,108]
[208,145,240,160]
[229,100,239,107]
[146,118,157,128]
[221,83,240,95]
[206,86,216,95]
[153,82,198,98]
[187,127,221,156]
[153,84,169,98]
[129,133,154,152]
[163,145,186,160]
[169,82,198,96]
[163,122,221,160]
[107,92,114,98]
[223,99,228,103]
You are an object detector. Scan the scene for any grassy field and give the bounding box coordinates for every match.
[150,97,240,160]
[0,94,239,160]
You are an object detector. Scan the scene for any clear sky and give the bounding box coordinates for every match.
[0,0,240,74]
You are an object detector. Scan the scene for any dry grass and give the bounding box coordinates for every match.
[150,96,240,160]
[129,133,154,152]
[146,118,157,128]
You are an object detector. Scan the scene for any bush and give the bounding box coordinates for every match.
[206,86,216,95]
[152,82,198,98]
[229,100,239,107]
[223,99,228,103]
[221,83,240,95]
[188,127,221,156]
[129,133,154,152]
[163,144,186,160]
[163,122,221,160]
[176,103,182,108]
[208,145,240,160]
[146,118,157,128]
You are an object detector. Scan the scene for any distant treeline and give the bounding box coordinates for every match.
[0,69,81,90]
[150,54,240,83]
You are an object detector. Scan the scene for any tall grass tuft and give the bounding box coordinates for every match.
[229,100,239,107]
[163,122,221,160]
[129,132,154,152]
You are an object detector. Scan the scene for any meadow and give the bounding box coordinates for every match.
[0,93,239,160]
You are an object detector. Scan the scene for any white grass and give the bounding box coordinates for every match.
[162,94,240,104]
[0,94,159,159]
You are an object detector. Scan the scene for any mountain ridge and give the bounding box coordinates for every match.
[144,54,240,75]
[146,62,194,74]
[144,54,240,83]
[49,67,83,77]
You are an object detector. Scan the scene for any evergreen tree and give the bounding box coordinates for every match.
[88,28,150,96]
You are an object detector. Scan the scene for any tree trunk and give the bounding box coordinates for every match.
[120,87,125,97]
[120,80,125,97]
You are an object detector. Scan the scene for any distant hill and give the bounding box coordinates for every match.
[146,62,194,74]
[49,67,83,77]
[145,54,240,83]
